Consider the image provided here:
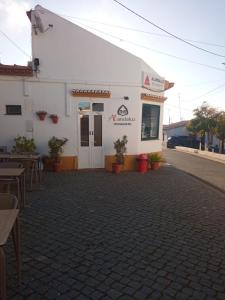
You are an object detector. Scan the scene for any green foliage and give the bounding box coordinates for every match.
[216,113,225,139]
[148,153,162,163]
[215,112,225,153]
[12,136,36,153]
[113,135,128,165]
[48,136,68,159]
[187,103,218,145]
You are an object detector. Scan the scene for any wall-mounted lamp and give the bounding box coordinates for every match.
[33,58,40,72]
[44,24,54,32]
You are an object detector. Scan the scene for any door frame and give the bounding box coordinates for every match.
[77,108,104,169]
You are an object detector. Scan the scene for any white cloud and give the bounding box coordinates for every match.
[0,0,31,32]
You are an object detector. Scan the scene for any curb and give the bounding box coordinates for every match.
[169,165,225,196]
[176,147,225,165]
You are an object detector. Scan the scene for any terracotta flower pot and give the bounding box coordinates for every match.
[53,160,61,172]
[112,163,121,174]
[50,115,59,124]
[151,162,160,170]
[37,111,47,121]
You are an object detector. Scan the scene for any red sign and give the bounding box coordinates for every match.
[144,75,150,86]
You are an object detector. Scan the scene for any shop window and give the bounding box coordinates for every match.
[92,103,104,112]
[6,105,22,115]
[141,104,160,140]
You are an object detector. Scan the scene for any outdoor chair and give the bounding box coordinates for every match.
[0,193,18,209]
[0,162,24,206]
[8,154,39,190]
[0,193,21,287]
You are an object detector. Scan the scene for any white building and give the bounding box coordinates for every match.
[0,5,174,171]
[163,121,189,142]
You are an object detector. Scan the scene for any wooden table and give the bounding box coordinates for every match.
[0,209,20,300]
[0,169,25,208]
[0,154,42,190]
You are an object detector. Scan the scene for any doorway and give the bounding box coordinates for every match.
[78,110,103,169]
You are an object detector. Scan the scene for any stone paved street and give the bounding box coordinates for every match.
[163,148,225,193]
[6,166,225,299]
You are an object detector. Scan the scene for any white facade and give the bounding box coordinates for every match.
[0,5,173,170]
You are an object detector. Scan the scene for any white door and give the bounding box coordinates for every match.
[78,113,103,169]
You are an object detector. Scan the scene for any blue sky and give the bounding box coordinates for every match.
[1,0,225,124]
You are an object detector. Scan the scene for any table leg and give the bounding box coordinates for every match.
[16,177,21,209]
[12,218,21,283]
[0,247,6,300]
[22,172,25,207]
[39,158,42,184]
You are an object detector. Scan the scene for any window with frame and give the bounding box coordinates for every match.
[6,105,22,115]
[141,104,160,140]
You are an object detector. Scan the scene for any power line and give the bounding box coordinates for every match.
[62,15,225,49]
[112,0,225,58]
[77,21,225,72]
[0,29,31,59]
[165,103,193,112]
[165,83,225,112]
[187,83,225,102]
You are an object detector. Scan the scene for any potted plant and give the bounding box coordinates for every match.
[36,111,47,121]
[148,153,162,170]
[112,135,128,174]
[12,136,36,153]
[48,136,68,172]
[49,114,59,124]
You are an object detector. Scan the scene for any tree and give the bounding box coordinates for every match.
[215,112,225,153]
[187,102,218,148]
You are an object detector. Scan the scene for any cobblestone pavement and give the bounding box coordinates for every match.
[6,166,225,299]
[163,148,225,193]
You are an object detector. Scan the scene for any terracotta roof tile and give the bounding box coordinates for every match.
[0,64,33,77]
[163,120,189,130]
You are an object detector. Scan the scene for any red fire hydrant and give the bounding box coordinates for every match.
[137,153,148,173]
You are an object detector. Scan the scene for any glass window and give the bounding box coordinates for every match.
[92,103,104,112]
[94,115,102,146]
[80,115,89,146]
[141,104,160,140]
[78,102,91,112]
[6,105,22,115]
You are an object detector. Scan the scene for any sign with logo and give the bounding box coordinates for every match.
[142,72,165,92]
[109,105,135,125]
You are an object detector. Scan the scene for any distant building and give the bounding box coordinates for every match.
[163,120,220,150]
[163,120,189,141]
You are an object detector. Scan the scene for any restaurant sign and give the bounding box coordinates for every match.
[109,105,135,125]
[142,72,165,92]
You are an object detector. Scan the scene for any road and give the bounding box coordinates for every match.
[163,148,225,193]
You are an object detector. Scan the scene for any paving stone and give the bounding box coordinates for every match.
[6,169,225,299]
[107,288,123,299]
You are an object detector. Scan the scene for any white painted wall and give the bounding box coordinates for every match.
[31,5,158,85]
[0,77,163,157]
[166,126,189,138]
[0,5,168,166]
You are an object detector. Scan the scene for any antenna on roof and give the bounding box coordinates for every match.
[178,93,182,121]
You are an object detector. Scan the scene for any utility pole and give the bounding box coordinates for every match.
[178,93,182,121]
[168,109,171,124]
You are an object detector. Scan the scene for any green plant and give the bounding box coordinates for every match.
[12,136,36,153]
[148,153,162,163]
[48,136,68,160]
[113,135,128,165]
